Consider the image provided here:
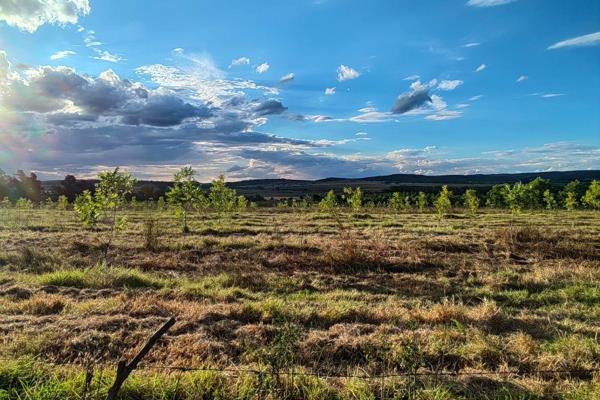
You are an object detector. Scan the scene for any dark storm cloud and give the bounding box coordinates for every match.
[253,99,288,116]
[391,88,432,114]
[1,67,211,126]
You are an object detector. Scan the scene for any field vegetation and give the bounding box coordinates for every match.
[0,169,599,399]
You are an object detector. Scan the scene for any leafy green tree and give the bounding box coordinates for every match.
[95,168,136,262]
[543,189,557,210]
[389,192,403,212]
[57,195,69,211]
[95,168,136,231]
[485,184,509,209]
[560,180,581,209]
[464,189,479,214]
[236,195,248,212]
[582,180,600,209]
[74,190,102,228]
[15,197,33,210]
[524,177,552,209]
[209,175,237,215]
[157,196,166,210]
[166,167,203,233]
[319,190,337,212]
[435,185,452,217]
[343,186,362,213]
[417,192,428,212]
[565,191,578,211]
[505,182,528,214]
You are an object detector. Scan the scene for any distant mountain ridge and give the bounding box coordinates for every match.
[42,170,600,199]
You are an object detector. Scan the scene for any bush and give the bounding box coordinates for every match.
[435,186,452,217]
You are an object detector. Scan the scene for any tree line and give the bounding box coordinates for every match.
[1,169,599,213]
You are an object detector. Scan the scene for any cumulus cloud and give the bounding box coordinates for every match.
[230,56,250,67]
[253,99,288,116]
[548,32,600,50]
[337,64,360,81]
[466,0,516,7]
[475,64,486,72]
[325,87,336,95]
[136,50,278,106]
[256,63,270,74]
[391,80,434,114]
[0,0,90,32]
[92,49,123,63]
[425,110,463,121]
[437,80,463,91]
[1,66,211,126]
[50,50,76,60]
[279,72,294,84]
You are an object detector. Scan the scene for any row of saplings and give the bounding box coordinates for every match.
[73,167,247,234]
[319,178,600,216]
[73,168,600,236]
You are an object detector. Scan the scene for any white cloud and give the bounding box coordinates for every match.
[425,110,463,121]
[172,48,184,54]
[279,72,294,83]
[403,74,420,81]
[137,58,278,107]
[325,87,336,95]
[466,0,516,7]
[50,50,76,60]
[256,63,270,74]
[437,80,463,91]
[92,49,123,63]
[548,32,600,50]
[337,64,360,81]
[463,42,480,48]
[0,0,90,32]
[541,93,564,98]
[350,111,395,123]
[469,95,483,101]
[456,103,470,109]
[355,132,368,136]
[230,57,250,67]
[475,64,486,72]
[516,75,528,83]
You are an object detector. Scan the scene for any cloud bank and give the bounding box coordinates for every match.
[0,0,90,32]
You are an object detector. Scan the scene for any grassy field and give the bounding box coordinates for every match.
[0,208,599,399]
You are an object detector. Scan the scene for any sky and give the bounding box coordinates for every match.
[0,0,599,181]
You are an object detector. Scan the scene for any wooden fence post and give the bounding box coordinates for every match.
[106,317,176,400]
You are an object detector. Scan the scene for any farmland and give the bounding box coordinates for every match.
[0,206,599,399]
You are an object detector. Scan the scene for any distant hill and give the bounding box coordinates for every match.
[42,170,600,199]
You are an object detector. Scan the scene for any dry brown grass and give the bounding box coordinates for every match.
[0,208,598,398]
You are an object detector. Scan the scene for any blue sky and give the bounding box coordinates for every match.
[0,0,599,180]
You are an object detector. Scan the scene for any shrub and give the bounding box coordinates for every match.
[464,189,479,214]
[74,190,102,228]
[319,190,337,212]
[582,180,600,209]
[543,189,557,210]
[417,191,428,212]
[435,186,452,217]
[343,187,363,213]
[166,167,204,233]
[209,175,237,214]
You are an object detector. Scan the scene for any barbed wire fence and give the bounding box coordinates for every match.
[1,317,599,399]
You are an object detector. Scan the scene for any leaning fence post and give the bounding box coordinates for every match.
[81,365,94,400]
[106,316,176,400]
